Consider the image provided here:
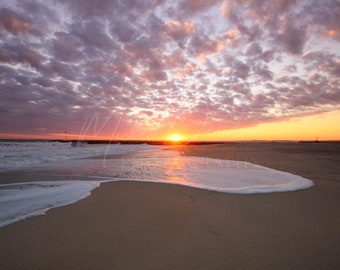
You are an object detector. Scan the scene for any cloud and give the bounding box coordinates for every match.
[276,25,307,55]
[303,51,340,77]
[0,8,33,35]
[229,58,250,80]
[188,34,222,57]
[58,0,116,17]
[0,0,339,138]
[252,64,274,81]
[177,0,220,15]
[246,42,263,56]
[164,20,194,47]
[70,19,114,51]
[111,20,139,43]
[303,0,340,41]
[52,32,84,62]
[1,44,46,70]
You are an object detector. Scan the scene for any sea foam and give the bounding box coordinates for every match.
[97,155,314,194]
[0,181,100,227]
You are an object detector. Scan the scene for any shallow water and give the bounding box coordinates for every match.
[0,143,313,227]
[0,141,158,172]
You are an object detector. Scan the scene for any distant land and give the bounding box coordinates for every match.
[1,139,340,145]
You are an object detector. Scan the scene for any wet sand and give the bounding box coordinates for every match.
[0,142,339,269]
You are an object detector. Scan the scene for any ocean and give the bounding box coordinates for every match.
[0,141,313,228]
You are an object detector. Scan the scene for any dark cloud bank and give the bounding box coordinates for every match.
[0,0,339,138]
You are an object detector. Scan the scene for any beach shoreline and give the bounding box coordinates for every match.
[0,142,339,269]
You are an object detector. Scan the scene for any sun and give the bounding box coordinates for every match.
[171,134,181,142]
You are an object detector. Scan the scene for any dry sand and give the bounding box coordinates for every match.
[0,142,339,269]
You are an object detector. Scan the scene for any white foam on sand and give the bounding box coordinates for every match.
[0,181,100,227]
[97,156,314,194]
[161,157,314,194]
[0,154,313,228]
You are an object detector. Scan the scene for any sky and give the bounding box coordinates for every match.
[0,0,339,141]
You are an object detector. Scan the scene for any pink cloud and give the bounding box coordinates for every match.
[0,8,33,35]
[164,20,194,42]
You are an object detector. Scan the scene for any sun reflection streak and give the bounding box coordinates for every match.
[165,156,186,184]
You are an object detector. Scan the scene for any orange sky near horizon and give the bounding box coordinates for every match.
[1,110,339,141]
[191,110,340,141]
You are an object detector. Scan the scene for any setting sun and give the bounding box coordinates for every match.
[171,134,181,142]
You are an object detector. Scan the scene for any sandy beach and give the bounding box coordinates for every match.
[0,142,339,269]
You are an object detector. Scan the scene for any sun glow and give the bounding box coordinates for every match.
[170,134,181,142]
